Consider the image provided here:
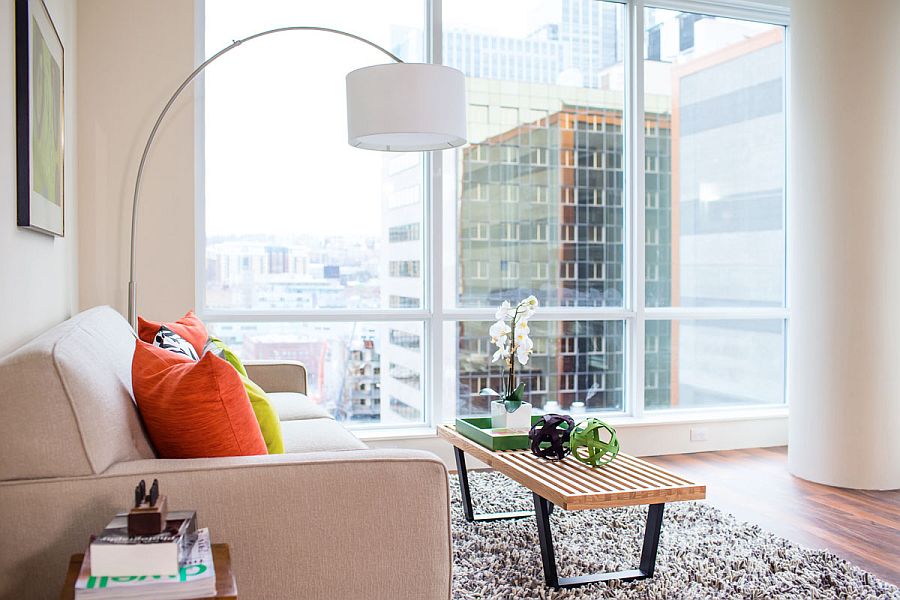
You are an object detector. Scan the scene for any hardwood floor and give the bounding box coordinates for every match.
[648,446,900,586]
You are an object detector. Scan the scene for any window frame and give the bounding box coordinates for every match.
[196,0,791,434]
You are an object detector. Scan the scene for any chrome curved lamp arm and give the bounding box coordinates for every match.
[127,27,403,328]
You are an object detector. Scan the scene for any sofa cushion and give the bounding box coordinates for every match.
[132,340,267,458]
[281,419,367,453]
[269,392,333,421]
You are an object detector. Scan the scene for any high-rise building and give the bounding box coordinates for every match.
[340,335,381,422]
[443,0,622,88]
[454,100,671,415]
[644,14,785,409]
[378,149,426,424]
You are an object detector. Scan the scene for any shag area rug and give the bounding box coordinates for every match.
[450,471,899,599]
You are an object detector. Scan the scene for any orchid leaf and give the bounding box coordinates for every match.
[504,382,526,412]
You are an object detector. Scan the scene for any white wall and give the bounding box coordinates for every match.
[0,0,78,357]
[368,411,787,469]
[369,411,788,469]
[77,0,197,323]
[789,0,900,490]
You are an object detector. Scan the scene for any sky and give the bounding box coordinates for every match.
[203,0,424,237]
[202,0,557,238]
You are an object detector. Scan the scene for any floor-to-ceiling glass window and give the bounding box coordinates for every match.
[200,0,788,429]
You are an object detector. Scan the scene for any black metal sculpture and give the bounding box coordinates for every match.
[528,414,576,461]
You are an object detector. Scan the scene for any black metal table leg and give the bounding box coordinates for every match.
[454,447,535,522]
[533,493,560,587]
[533,493,666,589]
[639,503,665,577]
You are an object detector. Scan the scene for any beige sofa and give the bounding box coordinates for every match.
[0,307,451,599]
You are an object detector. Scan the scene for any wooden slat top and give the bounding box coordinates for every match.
[439,424,706,510]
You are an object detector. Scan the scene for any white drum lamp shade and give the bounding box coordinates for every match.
[346,63,467,151]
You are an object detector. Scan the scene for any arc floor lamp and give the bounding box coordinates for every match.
[127,26,467,328]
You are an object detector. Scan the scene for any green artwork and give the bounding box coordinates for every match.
[569,418,620,467]
[31,17,62,206]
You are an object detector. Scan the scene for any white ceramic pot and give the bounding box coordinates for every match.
[491,400,532,430]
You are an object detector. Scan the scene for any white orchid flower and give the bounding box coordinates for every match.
[516,326,534,358]
[514,327,532,348]
[495,300,511,320]
[489,320,511,344]
[516,335,534,365]
[486,295,538,368]
[517,296,537,319]
[492,346,510,363]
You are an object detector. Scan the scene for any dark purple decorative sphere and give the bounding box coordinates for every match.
[528,413,576,461]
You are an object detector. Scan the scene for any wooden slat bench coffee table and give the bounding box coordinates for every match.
[438,424,706,590]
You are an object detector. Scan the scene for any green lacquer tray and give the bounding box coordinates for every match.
[455,415,544,451]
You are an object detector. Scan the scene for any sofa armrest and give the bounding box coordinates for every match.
[0,449,450,600]
[243,360,307,394]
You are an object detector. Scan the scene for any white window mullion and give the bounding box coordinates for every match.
[442,308,636,321]
[627,0,646,419]
[427,0,444,431]
[645,307,791,321]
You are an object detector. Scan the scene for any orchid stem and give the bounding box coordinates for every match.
[507,303,522,401]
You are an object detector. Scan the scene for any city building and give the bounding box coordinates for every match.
[340,335,381,422]
[646,14,786,408]
[443,0,622,88]
[453,100,670,414]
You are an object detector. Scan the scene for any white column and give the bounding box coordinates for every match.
[789,0,900,489]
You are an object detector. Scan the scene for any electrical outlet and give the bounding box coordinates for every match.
[690,427,708,442]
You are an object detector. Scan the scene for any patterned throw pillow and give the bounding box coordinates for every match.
[153,326,199,360]
[138,311,208,356]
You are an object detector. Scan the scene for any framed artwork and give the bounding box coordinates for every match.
[15,0,65,237]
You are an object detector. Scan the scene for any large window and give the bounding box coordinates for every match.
[641,8,786,410]
[201,0,788,428]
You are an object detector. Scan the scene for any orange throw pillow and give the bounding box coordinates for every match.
[138,311,208,356]
[132,340,267,458]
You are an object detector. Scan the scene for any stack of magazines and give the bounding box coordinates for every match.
[90,511,197,577]
[74,512,216,600]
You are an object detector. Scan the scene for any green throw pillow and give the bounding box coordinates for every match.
[239,373,284,454]
[204,337,284,454]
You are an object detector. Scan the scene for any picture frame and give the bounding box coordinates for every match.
[15,0,65,237]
